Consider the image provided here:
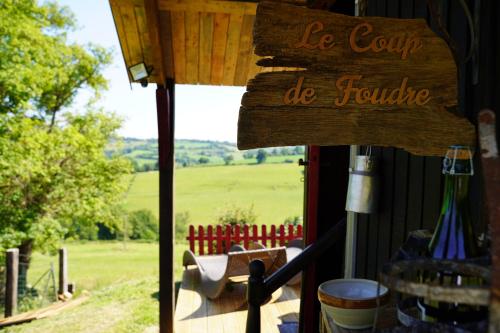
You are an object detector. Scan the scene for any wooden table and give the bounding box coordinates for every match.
[175,267,300,333]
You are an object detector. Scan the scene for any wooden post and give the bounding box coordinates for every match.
[158,80,175,333]
[5,248,19,317]
[68,282,76,294]
[246,260,265,333]
[58,248,68,296]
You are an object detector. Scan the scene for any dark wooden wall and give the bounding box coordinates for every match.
[352,0,499,280]
[306,1,499,331]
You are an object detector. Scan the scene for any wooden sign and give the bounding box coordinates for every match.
[237,1,475,156]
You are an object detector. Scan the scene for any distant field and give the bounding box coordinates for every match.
[125,163,304,226]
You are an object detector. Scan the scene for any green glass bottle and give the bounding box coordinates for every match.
[420,146,485,324]
[428,146,477,260]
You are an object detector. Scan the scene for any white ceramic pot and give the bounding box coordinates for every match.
[318,279,389,331]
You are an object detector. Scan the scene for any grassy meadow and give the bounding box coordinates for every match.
[125,163,304,226]
[10,161,304,332]
[7,241,166,333]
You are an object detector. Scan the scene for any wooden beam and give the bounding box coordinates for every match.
[171,11,186,83]
[159,10,175,80]
[145,0,168,83]
[211,13,230,84]
[159,0,258,15]
[185,11,200,83]
[109,0,133,82]
[222,13,243,85]
[199,12,215,84]
[158,81,175,333]
[234,15,254,86]
[119,3,144,65]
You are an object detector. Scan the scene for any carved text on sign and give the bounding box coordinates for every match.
[283,76,431,107]
[349,23,422,59]
[295,21,423,60]
[335,75,431,106]
[284,77,317,105]
[238,2,475,156]
[294,21,336,50]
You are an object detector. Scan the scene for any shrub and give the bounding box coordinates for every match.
[216,204,257,226]
[175,211,190,241]
[284,215,302,227]
[256,149,267,164]
[128,210,159,241]
[223,154,234,165]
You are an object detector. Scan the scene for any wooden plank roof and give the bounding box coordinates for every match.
[109,0,306,86]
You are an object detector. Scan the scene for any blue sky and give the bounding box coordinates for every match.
[57,0,245,142]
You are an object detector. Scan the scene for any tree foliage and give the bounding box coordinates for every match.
[216,205,257,226]
[256,149,268,164]
[0,111,131,253]
[0,0,110,121]
[0,0,130,256]
[127,210,158,241]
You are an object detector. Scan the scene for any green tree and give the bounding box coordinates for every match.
[0,0,110,121]
[223,154,234,165]
[0,0,129,287]
[175,211,190,241]
[0,112,131,287]
[216,205,257,226]
[128,210,159,241]
[256,149,268,164]
[198,157,210,164]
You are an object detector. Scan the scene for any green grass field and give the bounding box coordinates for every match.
[7,241,164,333]
[125,163,304,226]
[7,163,304,332]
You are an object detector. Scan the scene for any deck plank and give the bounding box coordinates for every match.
[175,268,300,333]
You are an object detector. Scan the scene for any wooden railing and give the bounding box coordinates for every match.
[186,224,303,255]
[246,218,347,333]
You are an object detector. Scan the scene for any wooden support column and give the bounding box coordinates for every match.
[58,248,68,296]
[300,145,320,333]
[5,248,19,317]
[158,79,175,333]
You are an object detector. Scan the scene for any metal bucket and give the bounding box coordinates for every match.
[345,156,379,214]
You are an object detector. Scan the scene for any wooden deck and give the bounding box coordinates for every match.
[175,267,300,333]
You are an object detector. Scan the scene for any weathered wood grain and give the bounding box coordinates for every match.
[159,0,258,15]
[120,4,143,65]
[222,13,244,85]
[144,0,168,83]
[242,70,457,109]
[171,11,186,83]
[380,259,491,306]
[238,106,474,156]
[109,0,133,81]
[254,1,455,72]
[237,1,475,156]
[185,11,200,83]
[199,12,214,84]
[158,10,175,79]
[234,15,255,86]
[211,13,230,84]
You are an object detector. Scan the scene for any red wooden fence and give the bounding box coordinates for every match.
[186,224,303,255]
